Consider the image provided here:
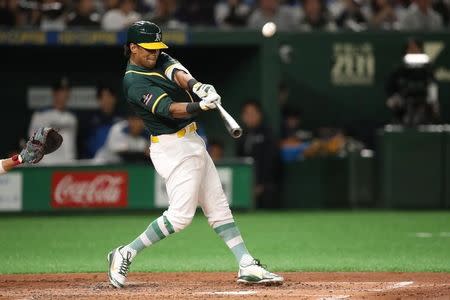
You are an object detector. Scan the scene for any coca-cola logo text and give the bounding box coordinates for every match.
[51,172,128,208]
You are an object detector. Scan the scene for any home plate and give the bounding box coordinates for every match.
[196,290,258,295]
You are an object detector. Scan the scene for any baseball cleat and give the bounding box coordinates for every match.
[107,246,132,288]
[237,259,284,285]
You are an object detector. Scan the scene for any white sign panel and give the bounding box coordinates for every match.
[154,167,233,208]
[28,87,98,109]
[0,173,23,211]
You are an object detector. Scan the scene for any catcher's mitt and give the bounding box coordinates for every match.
[20,128,63,164]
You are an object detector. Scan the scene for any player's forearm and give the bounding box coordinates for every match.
[0,155,22,174]
[173,70,194,90]
[169,102,194,118]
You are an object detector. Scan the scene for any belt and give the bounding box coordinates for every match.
[151,122,197,143]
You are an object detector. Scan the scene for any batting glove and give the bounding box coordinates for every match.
[192,82,217,99]
[199,92,221,111]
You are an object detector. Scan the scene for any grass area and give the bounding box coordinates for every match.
[1,211,449,274]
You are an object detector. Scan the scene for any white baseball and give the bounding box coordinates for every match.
[262,22,277,37]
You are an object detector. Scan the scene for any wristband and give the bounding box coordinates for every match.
[188,79,199,92]
[186,102,202,114]
[12,154,22,165]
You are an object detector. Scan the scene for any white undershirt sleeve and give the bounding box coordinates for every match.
[165,63,191,82]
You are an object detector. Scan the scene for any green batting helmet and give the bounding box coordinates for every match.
[126,21,168,50]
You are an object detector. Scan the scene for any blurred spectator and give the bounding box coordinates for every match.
[94,111,148,163]
[367,0,398,29]
[82,86,122,158]
[67,0,101,28]
[336,0,368,31]
[28,77,78,164]
[39,0,66,30]
[208,139,225,162]
[398,0,443,30]
[247,0,299,31]
[299,0,337,31]
[102,0,120,12]
[101,0,140,31]
[393,0,411,20]
[385,38,439,126]
[304,127,356,158]
[280,108,312,161]
[143,0,185,29]
[237,101,280,209]
[0,0,20,27]
[176,0,216,27]
[215,0,251,28]
[432,0,449,26]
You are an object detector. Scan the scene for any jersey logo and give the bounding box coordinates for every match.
[155,33,161,42]
[141,94,153,106]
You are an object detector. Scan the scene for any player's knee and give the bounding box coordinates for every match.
[208,214,234,228]
[168,215,194,232]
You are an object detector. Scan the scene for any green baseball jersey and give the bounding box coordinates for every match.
[123,52,196,136]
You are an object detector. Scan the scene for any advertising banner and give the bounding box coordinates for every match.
[0,173,22,211]
[51,171,128,208]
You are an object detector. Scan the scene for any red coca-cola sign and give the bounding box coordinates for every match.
[51,172,128,208]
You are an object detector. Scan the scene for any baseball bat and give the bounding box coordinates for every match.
[216,103,243,139]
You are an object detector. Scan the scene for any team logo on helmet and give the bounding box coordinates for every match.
[155,33,161,42]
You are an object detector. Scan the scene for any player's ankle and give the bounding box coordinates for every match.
[120,245,137,261]
[239,254,254,267]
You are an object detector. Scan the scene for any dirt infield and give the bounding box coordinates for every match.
[0,272,449,299]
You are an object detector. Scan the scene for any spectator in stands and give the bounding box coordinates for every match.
[39,0,66,30]
[208,139,225,162]
[82,86,122,158]
[94,111,148,163]
[398,0,443,30]
[432,0,449,26]
[247,0,299,31]
[336,0,368,31]
[391,0,411,22]
[303,128,350,158]
[102,0,120,12]
[28,77,78,164]
[176,0,216,27]
[385,38,439,125]
[237,100,280,209]
[101,0,140,31]
[215,0,251,28]
[67,0,101,28]
[0,0,20,27]
[367,0,398,29]
[280,109,312,162]
[299,0,337,31]
[143,0,185,29]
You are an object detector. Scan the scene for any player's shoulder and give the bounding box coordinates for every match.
[158,51,179,65]
[159,51,175,60]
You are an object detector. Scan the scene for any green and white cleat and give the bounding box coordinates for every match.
[107,246,132,288]
[237,259,284,285]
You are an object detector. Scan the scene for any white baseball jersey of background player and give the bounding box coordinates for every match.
[94,120,148,163]
[28,108,77,164]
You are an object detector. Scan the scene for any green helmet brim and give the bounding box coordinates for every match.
[138,42,169,50]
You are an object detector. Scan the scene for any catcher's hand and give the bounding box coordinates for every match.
[20,128,63,164]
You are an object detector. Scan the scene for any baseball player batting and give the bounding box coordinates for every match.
[107,21,283,288]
